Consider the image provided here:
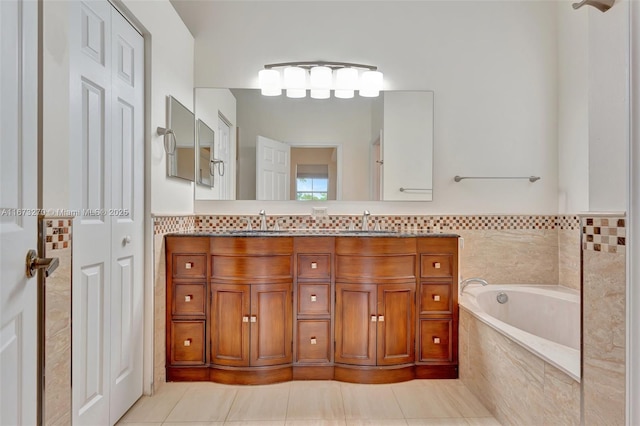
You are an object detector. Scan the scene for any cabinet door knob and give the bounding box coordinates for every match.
[371,315,377,322]
[250,316,257,323]
[242,316,249,323]
[310,294,317,302]
[185,262,193,269]
[433,262,441,269]
[378,315,385,322]
[432,294,440,302]
[185,295,192,302]
[433,337,441,344]
[183,338,192,347]
[310,337,317,345]
[311,262,318,269]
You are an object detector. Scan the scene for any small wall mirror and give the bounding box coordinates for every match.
[196,119,215,187]
[166,95,196,182]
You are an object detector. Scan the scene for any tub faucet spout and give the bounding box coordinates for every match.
[460,277,489,293]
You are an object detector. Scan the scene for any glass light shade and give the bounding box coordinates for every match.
[336,68,358,89]
[286,88,306,98]
[258,69,281,96]
[283,66,307,89]
[310,66,332,89]
[334,90,354,99]
[359,70,383,97]
[310,89,330,99]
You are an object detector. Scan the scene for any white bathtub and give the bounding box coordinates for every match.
[459,284,580,381]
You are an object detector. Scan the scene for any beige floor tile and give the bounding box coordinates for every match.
[345,420,408,426]
[164,423,224,426]
[406,419,468,426]
[285,421,347,426]
[223,422,285,426]
[463,418,502,426]
[287,381,345,420]
[341,383,405,420]
[165,384,238,422]
[391,381,463,419]
[427,380,492,418]
[226,383,291,421]
[119,382,190,423]
[115,423,162,426]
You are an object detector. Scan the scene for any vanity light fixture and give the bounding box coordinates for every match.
[259,61,384,99]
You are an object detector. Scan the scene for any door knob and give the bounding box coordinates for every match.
[25,249,59,278]
[123,235,132,245]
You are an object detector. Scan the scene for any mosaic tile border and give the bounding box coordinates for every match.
[45,218,72,251]
[154,214,581,233]
[153,216,197,235]
[582,217,626,254]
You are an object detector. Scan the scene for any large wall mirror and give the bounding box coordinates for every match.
[166,95,196,182]
[194,88,433,201]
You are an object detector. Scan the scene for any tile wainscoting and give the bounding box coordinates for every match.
[152,214,582,392]
[582,216,627,425]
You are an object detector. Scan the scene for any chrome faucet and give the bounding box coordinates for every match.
[259,209,267,230]
[460,277,489,293]
[362,210,371,231]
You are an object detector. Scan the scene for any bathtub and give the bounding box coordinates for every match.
[459,284,580,381]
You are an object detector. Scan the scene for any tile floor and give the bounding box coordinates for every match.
[117,379,501,426]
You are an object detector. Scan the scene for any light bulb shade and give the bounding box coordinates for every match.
[334,89,354,99]
[283,66,307,89]
[359,70,383,97]
[258,69,281,96]
[310,66,332,89]
[286,88,306,98]
[310,89,330,99]
[336,67,358,90]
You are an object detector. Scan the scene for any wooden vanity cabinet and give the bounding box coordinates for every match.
[334,237,417,383]
[166,234,459,384]
[416,237,459,379]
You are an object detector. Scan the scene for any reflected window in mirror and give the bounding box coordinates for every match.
[296,164,329,201]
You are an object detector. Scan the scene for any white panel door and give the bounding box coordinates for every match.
[109,9,144,422]
[256,136,290,200]
[70,2,144,424]
[0,1,38,424]
[70,1,112,424]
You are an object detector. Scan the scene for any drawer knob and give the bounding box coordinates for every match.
[242,316,249,323]
[185,262,193,269]
[183,339,192,347]
[432,294,441,302]
[310,337,317,345]
[185,295,192,302]
[311,262,318,269]
[250,316,257,323]
[371,315,377,322]
[433,262,441,269]
[310,294,317,302]
[433,337,441,344]
[378,315,385,322]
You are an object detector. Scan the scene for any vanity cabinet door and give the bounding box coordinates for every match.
[377,283,415,366]
[335,283,377,366]
[250,283,293,366]
[210,283,251,367]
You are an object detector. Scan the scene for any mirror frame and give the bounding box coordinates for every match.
[196,118,215,188]
[166,95,196,182]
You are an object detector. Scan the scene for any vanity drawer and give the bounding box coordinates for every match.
[336,255,415,280]
[171,321,205,365]
[173,254,207,279]
[420,255,453,278]
[297,254,331,279]
[298,283,331,316]
[419,283,452,315]
[296,320,331,364]
[173,284,206,316]
[418,319,453,362]
[211,255,292,280]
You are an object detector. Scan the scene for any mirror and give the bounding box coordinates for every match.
[166,95,196,182]
[196,119,215,187]
[194,88,433,201]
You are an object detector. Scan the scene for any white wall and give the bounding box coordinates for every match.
[188,1,559,215]
[557,3,589,214]
[120,0,195,215]
[194,88,237,200]
[231,89,373,200]
[587,1,629,212]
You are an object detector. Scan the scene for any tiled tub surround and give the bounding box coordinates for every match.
[43,218,72,425]
[152,214,581,392]
[582,216,626,425]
